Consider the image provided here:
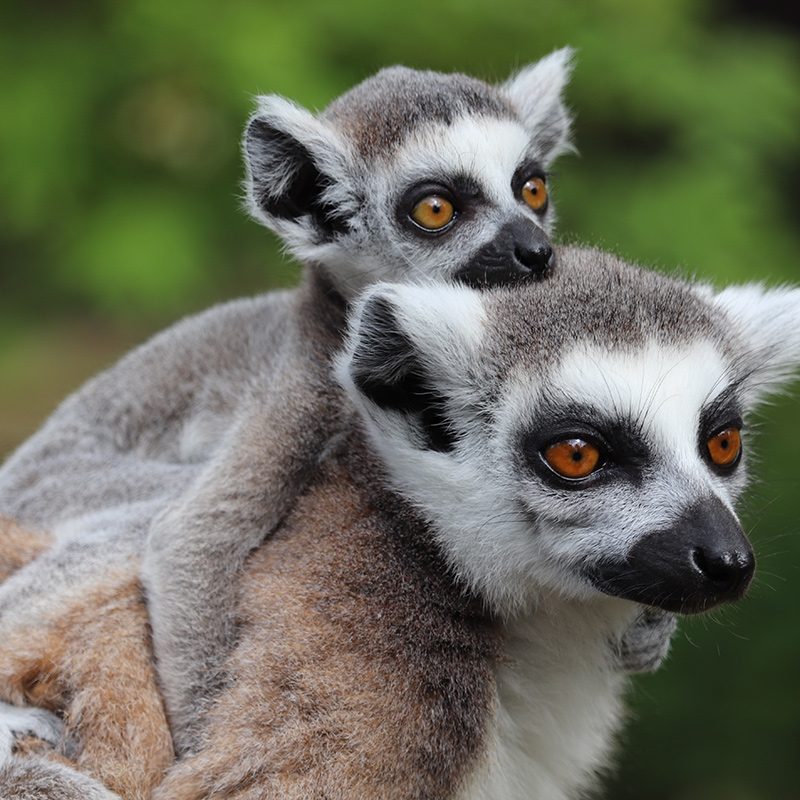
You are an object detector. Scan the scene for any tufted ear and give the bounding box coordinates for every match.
[712,284,800,406]
[501,47,576,166]
[243,95,353,240]
[338,283,486,452]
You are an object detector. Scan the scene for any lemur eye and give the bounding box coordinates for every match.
[521,177,548,213]
[542,438,603,480]
[706,426,742,469]
[410,195,456,231]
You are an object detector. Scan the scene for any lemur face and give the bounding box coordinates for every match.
[339,246,800,617]
[243,50,574,298]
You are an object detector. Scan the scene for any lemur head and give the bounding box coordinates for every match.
[338,246,800,617]
[243,49,574,297]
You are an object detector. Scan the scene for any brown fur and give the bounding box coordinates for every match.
[0,553,172,799]
[0,517,53,581]
[155,445,499,799]
[0,441,499,799]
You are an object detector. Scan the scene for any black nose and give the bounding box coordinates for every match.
[514,241,554,273]
[691,544,755,597]
[453,218,555,289]
[588,496,755,614]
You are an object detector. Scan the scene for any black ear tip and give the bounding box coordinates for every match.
[350,294,412,402]
[360,294,401,339]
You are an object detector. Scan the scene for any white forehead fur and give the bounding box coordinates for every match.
[389,116,537,209]
[552,339,730,469]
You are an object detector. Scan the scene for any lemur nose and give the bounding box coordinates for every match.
[514,242,554,274]
[588,496,755,614]
[691,544,755,597]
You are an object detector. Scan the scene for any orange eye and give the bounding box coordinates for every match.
[706,427,742,468]
[543,438,603,480]
[522,176,548,212]
[410,195,455,231]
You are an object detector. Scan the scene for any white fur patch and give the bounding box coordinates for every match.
[392,116,536,209]
[553,339,730,473]
[0,700,64,766]
[459,597,631,800]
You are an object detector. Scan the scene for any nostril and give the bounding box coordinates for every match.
[692,547,731,584]
[514,244,553,272]
[691,546,755,595]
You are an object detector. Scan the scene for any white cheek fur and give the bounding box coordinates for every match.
[347,334,745,616]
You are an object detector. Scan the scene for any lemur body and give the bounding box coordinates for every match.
[147,54,583,751]
[0,51,600,754]
[1,247,798,799]
[154,436,630,800]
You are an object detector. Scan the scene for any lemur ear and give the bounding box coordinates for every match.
[338,283,486,452]
[712,284,800,405]
[501,47,575,166]
[243,95,352,238]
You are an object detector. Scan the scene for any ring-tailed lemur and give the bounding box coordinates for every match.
[152,246,798,799]
[0,52,659,756]
[0,246,797,799]
[0,49,595,755]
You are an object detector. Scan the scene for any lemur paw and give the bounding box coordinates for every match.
[0,700,64,766]
[613,608,678,674]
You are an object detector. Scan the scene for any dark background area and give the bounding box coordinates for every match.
[0,2,798,797]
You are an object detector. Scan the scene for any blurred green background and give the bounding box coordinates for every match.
[1,1,798,797]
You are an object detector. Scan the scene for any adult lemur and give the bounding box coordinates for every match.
[0,247,797,799]
[0,48,643,750]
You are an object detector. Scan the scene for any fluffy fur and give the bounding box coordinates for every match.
[146,51,579,751]
[1,246,797,799]
[0,55,577,756]
[0,520,171,800]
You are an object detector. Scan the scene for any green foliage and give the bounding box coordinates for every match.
[0,2,798,797]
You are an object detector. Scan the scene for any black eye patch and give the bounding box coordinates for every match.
[395,175,487,233]
[518,406,650,489]
[511,159,548,197]
[698,385,743,442]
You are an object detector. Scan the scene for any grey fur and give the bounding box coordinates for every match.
[242,49,574,298]
[154,52,576,751]
[323,66,514,158]
[612,609,678,673]
[0,758,119,800]
[0,50,653,762]
[0,246,797,793]
[150,248,798,799]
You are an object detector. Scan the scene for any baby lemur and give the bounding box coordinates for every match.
[143,50,674,749]
[0,50,666,756]
[1,247,797,799]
